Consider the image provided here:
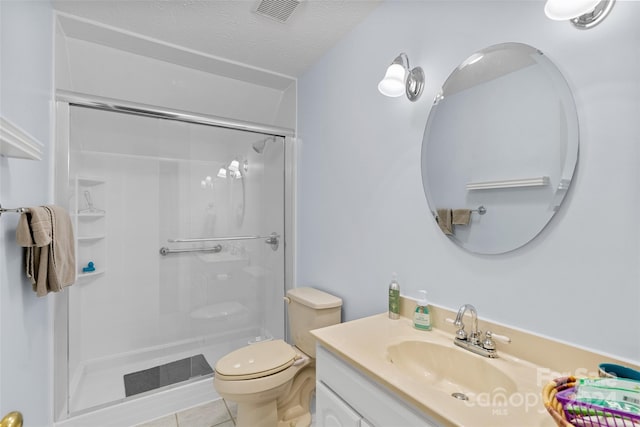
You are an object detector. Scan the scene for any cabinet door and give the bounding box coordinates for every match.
[316,382,362,427]
[316,345,440,427]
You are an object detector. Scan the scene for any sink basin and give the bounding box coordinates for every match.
[386,340,518,396]
[312,314,556,427]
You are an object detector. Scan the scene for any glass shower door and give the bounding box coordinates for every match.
[65,105,285,414]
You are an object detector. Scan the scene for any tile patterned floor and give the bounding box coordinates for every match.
[136,399,237,427]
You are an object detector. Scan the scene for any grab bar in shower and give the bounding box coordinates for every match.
[159,244,223,256]
[168,232,280,251]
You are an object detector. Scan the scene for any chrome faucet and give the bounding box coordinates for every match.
[451,304,511,358]
[454,304,480,344]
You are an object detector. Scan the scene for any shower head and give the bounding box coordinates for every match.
[252,137,274,154]
[252,140,266,154]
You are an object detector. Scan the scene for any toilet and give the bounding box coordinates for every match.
[213,287,342,427]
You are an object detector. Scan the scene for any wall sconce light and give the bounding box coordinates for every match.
[201,175,214,189]
[216,159,249,180]
[227,159,248,179]
[544,0,615,29]
[378,53,424,102]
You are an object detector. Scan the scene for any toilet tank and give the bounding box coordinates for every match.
[286,287,342,358]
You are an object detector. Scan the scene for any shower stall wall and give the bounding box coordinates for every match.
[54,94,292,423]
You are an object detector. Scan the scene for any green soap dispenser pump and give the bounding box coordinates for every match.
[414,290,431,331]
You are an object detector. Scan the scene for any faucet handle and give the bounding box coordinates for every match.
[446,318,468,340]
[486,330,511,344]
[482,330,511,351]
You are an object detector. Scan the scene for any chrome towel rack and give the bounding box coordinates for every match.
[0,204,30,218]
[471,205,487,215]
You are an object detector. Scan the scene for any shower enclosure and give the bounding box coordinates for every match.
[53,93,292,422]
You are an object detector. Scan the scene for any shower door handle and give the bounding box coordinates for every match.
[167,233,280,251]
[265,232,279,251]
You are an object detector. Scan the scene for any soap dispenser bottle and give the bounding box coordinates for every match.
[414,290,431,331]
[388,273,400,320]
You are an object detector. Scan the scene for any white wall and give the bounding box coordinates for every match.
[0,0,54,425]
[297,0,640,362]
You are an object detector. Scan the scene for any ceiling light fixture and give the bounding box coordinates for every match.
[544,0,615,29]
[378,53,424,102]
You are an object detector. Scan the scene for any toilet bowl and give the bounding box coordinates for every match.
[214,287,342,427]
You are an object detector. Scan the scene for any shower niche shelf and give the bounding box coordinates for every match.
[72,176,107,280]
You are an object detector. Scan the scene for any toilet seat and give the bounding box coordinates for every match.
[215,339,297,381]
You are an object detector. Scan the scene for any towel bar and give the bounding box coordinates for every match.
[433,206,487,219]
[471,206,487,215]
[0,204,29,218]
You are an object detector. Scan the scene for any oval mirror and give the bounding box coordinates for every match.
[421,42,579,254]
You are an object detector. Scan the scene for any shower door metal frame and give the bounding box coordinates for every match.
[52,90,296,421]
[57,90,295,138]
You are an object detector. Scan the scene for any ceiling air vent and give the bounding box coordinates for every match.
[253,0,301,23]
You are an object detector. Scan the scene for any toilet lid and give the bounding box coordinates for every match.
[215,339,296,380]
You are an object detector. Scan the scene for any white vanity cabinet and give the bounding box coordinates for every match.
[315,345,440,427]
[316,382,365,427]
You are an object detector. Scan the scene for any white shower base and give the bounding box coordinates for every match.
[55,378,218,427]
[58,328,262,426]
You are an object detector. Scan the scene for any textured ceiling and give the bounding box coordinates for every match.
[52,0,383,78]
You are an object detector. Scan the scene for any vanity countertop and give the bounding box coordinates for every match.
[312,313,556,427]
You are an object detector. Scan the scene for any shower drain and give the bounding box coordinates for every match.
[451,392,469,401]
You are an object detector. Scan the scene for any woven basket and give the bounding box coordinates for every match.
[542,376,577,427]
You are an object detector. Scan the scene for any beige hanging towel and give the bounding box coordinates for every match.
[16,205,76,297]
[452,209,472,225]
[435,209,453,235]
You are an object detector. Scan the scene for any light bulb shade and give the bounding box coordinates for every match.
[378,63,407,97]
[217,168,227,178]
[544,0,601,20]
[228,160,240,172]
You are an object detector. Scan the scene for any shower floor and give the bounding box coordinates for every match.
[123,354,213,397]
[68,333,256,415]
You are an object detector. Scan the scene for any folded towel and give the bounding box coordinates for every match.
[436,209,453,235]
[16,206,76,297]
[452,209,471,225]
